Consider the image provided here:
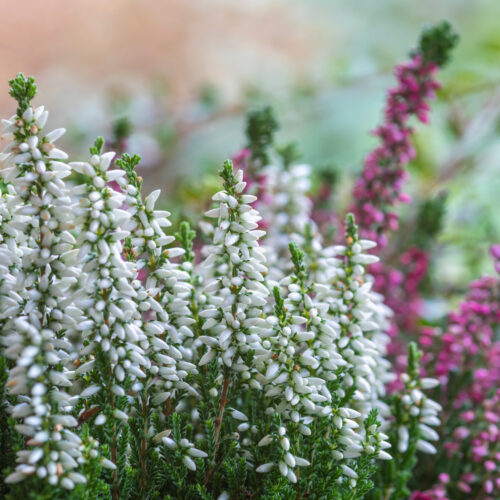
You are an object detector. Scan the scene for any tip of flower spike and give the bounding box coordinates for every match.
[288,242,305,272]
[113,116,132,142]
[116,153,142,186]
[277,141,301,169]
[272,285,286,318]
[8,73,37,115]
[245,105,279,165]
[345,213,359,243]
[89,137,105,156]
[220,159,238,193]
[416,21,459,67]
[175,221,196,262]
[407,341,423,380]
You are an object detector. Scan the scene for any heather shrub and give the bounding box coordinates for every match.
[1,20,497,500]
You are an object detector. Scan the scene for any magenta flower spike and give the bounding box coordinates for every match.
[350,22,458,248]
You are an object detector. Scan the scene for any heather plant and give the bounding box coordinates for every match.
[0,19,498,500]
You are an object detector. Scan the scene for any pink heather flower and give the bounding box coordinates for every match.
[423,272,500,402]
[411,485,449,500]
[457,481,471,493]
[460,411,475,423]
[231,147,251,168]
[350,54,441,248]
[438,391,500,499]
[438,473,450,484]
[410,493,433,500]
[484,460,496,472]
[485,480,494,494]
[454,427,469,440]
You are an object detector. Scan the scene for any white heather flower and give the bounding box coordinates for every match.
[255,423,308,481]
[71,142,148,456]
[0,80,84,486]
[389,343,441,459]
[258,163,313,279]
[313,215,394,422]
[198,160,269,373]
[0,183,25,327]
[115,154,197,407]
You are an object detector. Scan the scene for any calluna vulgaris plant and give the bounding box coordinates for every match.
[1,20,497,500]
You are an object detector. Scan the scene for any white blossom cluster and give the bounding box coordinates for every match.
[393,358,441,456]
[198,161,269,374]
[116,157,198,407]
[260,163,313,256]
[70,149,150,421]
[0,80,441,494]
[0,104,85,486]
[317,231,395,417]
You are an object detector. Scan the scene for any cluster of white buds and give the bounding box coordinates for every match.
[258,163,314,281]
[71,143,149,426]
[260,163,313,255]
[315,215,394,417]
[256,425,310,483]
[0,80,85,485]
[0,182,23,328]
[198,160,269,372]
[257,248,344,419]
[253,238,392,483]
[158,430,208,471]
[392,344,441,456]
[116,153,197,406]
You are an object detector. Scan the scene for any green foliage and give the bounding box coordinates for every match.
[288,241,307,281]
[345,212,359,242]
[368,343,425,500]
[8,73,37,115]
[277,141,301,169]
[116,153,142,188]
[245,105,279,166]
[417,21,459,67]
[414,192,447,248]
[0,357,20,497]
[113,116,133,144]
[89,136,105,156]
[219,159,237,195]
[175,221,196,264]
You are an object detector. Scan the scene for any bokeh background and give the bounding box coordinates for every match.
[1,0,500,294]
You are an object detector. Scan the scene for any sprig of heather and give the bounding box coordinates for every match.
[199,160,268,366]
[252,239,393,496]
[0,74,86,488]
[422,267,500,407]
[116,153,197,405]
[198,160,269,476]
[260,163,314,277]
[429,389,500,500]
[371,343,441,500]
[0,182,23,330]
[316,215,393,416]
[349,22,458,248]
[115,153,200,496]
[70,139,149,498]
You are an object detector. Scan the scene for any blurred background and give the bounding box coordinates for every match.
[1,0,500,292]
